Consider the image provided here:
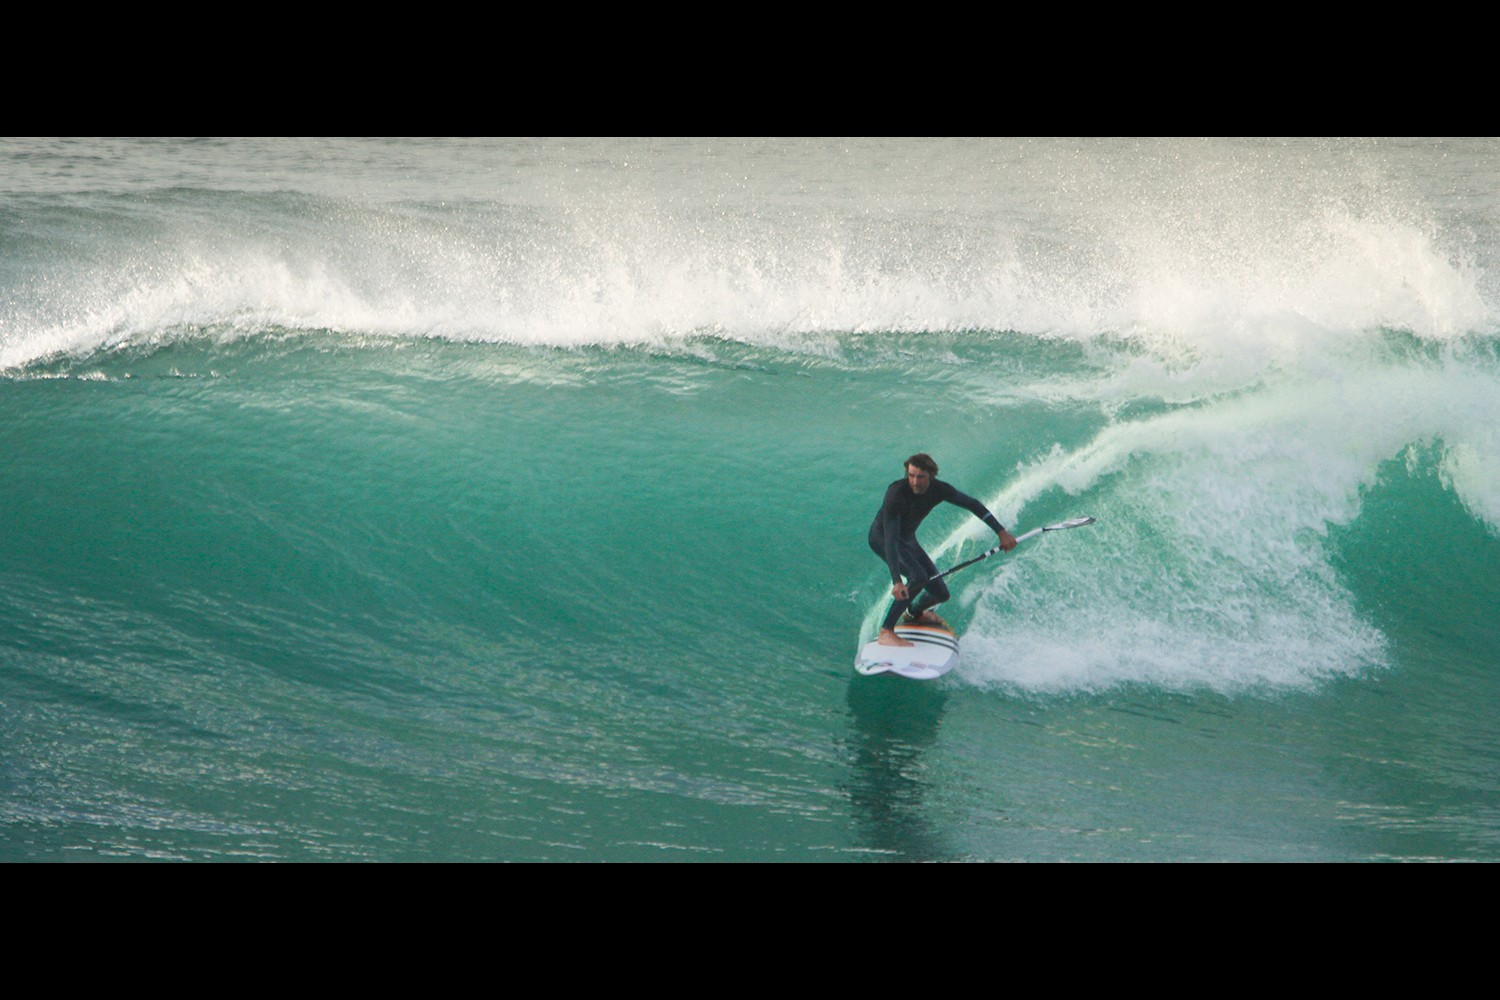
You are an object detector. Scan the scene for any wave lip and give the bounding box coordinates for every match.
[5,140,1497,369]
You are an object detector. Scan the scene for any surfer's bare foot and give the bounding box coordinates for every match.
[878,628,914,647]
[902,610,942,625]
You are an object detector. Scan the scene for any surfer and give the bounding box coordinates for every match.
[870,454,1016,647]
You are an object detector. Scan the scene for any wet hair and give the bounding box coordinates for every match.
[905,453,938,476]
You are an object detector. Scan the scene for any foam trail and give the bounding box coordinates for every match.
[933,353,1500,693]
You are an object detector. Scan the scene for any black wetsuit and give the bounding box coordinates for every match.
[868,478,1005,631]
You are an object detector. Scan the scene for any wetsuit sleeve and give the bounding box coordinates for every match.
[942,482,1006,533]
[879,483,905,584]
[876,479,906,581]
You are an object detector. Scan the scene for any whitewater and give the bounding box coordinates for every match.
[3,138,1498,860]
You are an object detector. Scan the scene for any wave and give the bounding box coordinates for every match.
[3,142,1495,370]
[910,341,1500,694]
[8,139,1500,701]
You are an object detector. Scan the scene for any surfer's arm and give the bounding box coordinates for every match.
[877,485,907,590]
[948,485,1018,551]
[882,516,906,593]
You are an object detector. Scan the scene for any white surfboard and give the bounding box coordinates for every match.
[855,622,959,680]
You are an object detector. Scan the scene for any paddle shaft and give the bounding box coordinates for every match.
[928,518,1094,585]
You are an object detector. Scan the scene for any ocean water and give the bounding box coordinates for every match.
[3,138,1499,861]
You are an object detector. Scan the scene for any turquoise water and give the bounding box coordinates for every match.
[3,139,1499,860]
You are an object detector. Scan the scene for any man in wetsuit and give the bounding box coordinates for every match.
[870,453,1017,647]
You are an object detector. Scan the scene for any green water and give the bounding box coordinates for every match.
[4,139,1500,860]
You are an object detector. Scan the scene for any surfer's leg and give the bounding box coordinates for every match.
[880,540,932,631]
[906,549,950,620]
[881,590,915,631]
[872,532,913,632]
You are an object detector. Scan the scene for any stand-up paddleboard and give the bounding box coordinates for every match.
[856,616,960,680]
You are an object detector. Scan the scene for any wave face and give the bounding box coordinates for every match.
[4,139,1500,861]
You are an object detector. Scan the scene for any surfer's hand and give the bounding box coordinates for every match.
[891,582,909,600]
[998,529,1018,552]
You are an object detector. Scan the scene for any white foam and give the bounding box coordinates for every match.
[3,140,1496,369]
[937,353,1500,694]
[1442,433,1500,533]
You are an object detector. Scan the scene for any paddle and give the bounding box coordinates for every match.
[930,517,1096,584]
